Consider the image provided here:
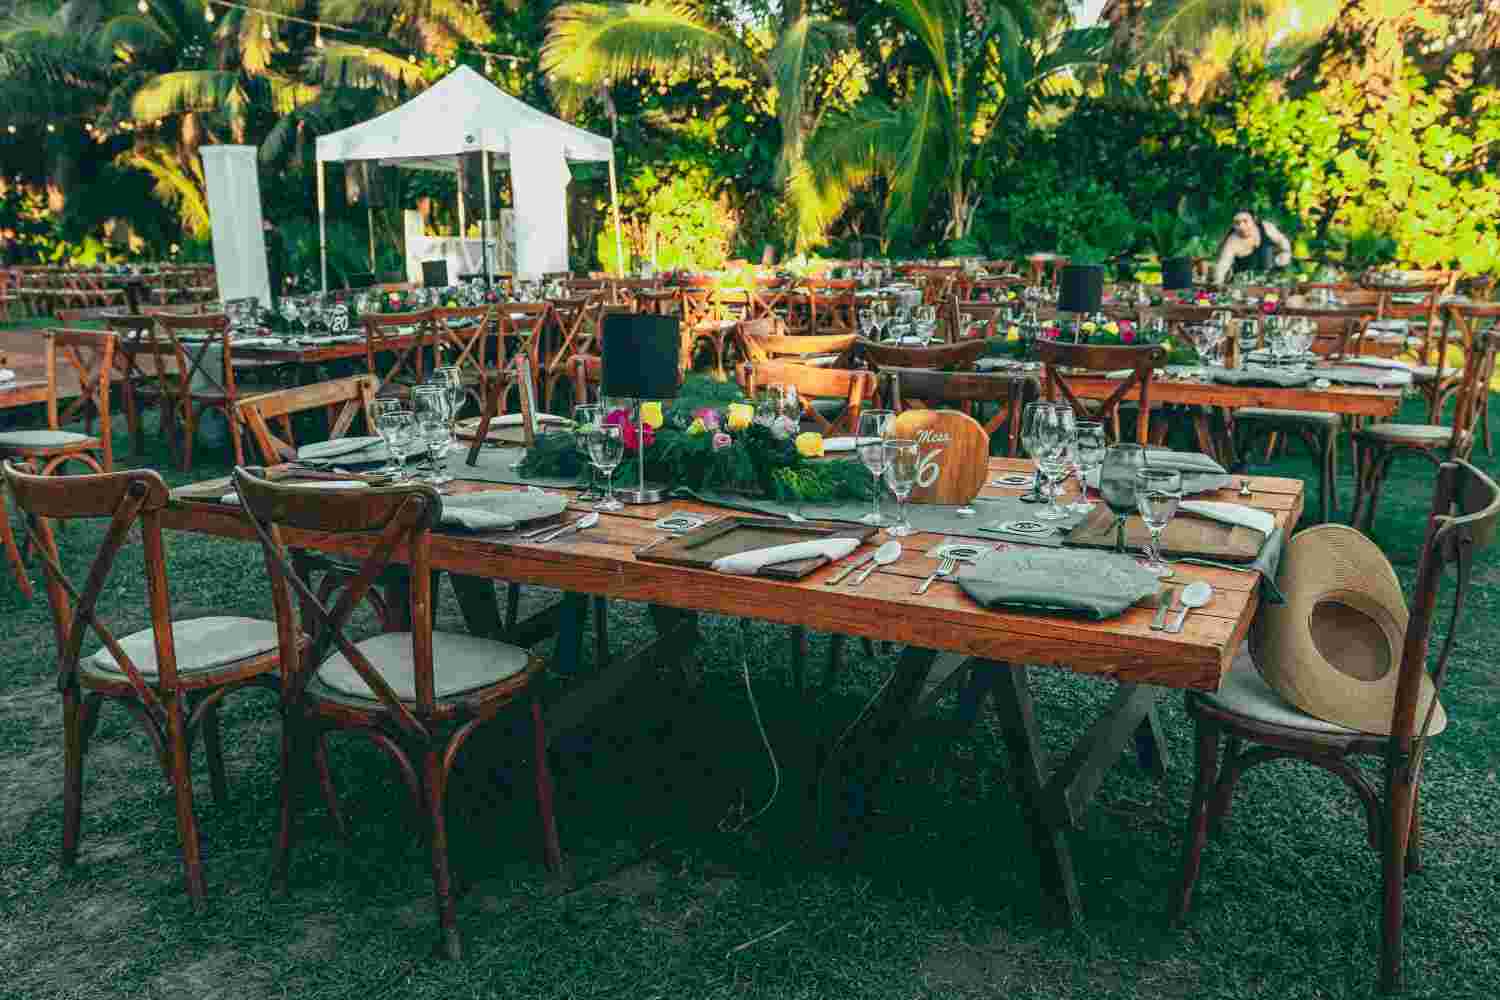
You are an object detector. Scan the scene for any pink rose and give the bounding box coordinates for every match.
[694,407,721,431]
[711,431,732,451]
[604,408,654,452]
[1260,301,1278,315]
[1121,330,1136,344]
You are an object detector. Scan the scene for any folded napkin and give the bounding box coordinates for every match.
[1103,368,1136,379]
[711,537,859,575]
[437,489,567,532]
[1343,357,1412,371]
[1366,319,1409,334]
[1314,365,1412,388]
[297,436,384,462]
[822,437,857,453]
[0,369,14,383]
[1208,366,1314,388]
[958,547,1159,620]
[1178,500,1276,538]
[1389,293,1427,305]
[220,480,368,505]
[1143,449,1227,474]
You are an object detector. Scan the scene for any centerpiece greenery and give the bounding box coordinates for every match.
[517,377,875,503]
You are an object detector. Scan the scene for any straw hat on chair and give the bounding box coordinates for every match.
[1246,524,1446,735]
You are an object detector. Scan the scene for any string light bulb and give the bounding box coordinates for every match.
[137,0,148,12]
[484,57,493,74]
[407,53,416,64]
[204,5,214,23]
[314,28,324,49]
[262,22,271,40]
[6,126,15,134]
[46,123,55,133]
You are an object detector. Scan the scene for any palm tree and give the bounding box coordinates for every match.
[796,0,1106,244]
[540,1,853,195]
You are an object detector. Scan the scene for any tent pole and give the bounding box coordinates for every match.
[457,157,468,246]
[481,150,494,286]
[317,159,328,293]
[364,163,376,271]
[608,154,624,278]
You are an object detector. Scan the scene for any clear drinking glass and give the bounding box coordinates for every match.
[857,409,894,526]
[882,438,919,537]
[370,397,405,477]
[432,365,465,421]
[1135,467,1182,578]
[587,423,625,511]
[375,408,416,482]
[1070,420,1108,513]
[1034,404,1076,521]
[1099,443,1147,552]
[412,385,453,485]
[572,404,602,500]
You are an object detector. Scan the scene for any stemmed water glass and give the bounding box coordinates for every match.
[1070,421,1107,513]
[1033,404,1076,520]
[412,385,453,485]
[1135,467,1182,578]
[857,409,894,526]
[278,297,301,340]
[586,422,625,511]
[374,404,416,482]
[370,397,406,478]
[858,308,879,340]
[1099,443,1147,553]
[431,365,466,434]
[883,438,919,537]
[572,404,603,500]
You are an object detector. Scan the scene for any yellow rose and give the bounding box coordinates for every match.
[640,401,664,429]
[1265,293,1280,303]
[1081,321,1098,333]
[1006,324,1021,341]
[726,402,753,431]
[795,432,825,458]
[1103,321,1119,335]
[687,417,706,435]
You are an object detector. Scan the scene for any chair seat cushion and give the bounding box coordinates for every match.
[1357,422,1453,444]
[316,630,530,702]
[0,429,96,450]
[1236,407,1341,427]
[87,616,281,675]
[1203,646,1363,735]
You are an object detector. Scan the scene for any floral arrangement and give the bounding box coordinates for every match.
[516,378,875,503]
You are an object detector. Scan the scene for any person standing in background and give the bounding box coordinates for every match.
[263,218,284,307]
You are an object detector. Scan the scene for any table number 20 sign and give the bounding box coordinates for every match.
[889,409,989,505]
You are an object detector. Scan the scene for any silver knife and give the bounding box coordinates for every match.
[825,551,874,586]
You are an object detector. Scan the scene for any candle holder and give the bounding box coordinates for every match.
[601,313,682,505]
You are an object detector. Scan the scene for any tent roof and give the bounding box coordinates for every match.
[315,65,612,167]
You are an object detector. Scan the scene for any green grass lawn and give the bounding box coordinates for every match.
[1,393,1497,1000]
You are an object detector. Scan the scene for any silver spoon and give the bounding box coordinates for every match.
[848,540,901,587]
[536,511,600,543]
[1168,581,1213,634]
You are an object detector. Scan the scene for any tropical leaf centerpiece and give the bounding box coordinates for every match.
[517,377,875,503]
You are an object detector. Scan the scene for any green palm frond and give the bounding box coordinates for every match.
[265,73,320,114]
[129,69,245,120]
[120,146,211,237]
[1139,0,1271,64]
[322,0,494,51]
[94,13,176,62]
[310,43,427,96]
[881,76,950,233]
[542,2,763,117]
[883,0,956,101]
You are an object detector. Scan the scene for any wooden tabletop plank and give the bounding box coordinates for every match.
[1061,375,1402,418]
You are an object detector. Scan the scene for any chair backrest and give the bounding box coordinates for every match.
[739,360,877,435]
[431,304,498,380]
[1036,340,1166,443]
[884,366,1039,456]
[1439,312,1499,457]
[45,328,115,470]
[1398,460,1500,772]
[571,354,602,405]
[735,325,856,366]
[857,338,989,372]
[236,375,379,464]
[363,308,435,391]
[233,467,446,724]
[951,301,1007,340]
[155,312,234,400]
[3,463,179,704]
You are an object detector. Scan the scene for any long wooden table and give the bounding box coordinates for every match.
[164,459,1303,922]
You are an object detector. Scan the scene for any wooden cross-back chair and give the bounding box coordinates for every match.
[546,304,630,412]
[232,468,561,959]
[498,301,557,386]
[1351,327,1498,533]
[2,463,293,907]
[857,337,989,376]
[738,359,877,436]
[1036,340,1166,443]
[145,312,247,469]
[951,300,1009,341]
[733,319,854,368]
[236,375,379,466]
[1174,459,1500,994]
[363,309,436,397]
[1026,255,1069,288]
[1423,302,1500,454]
[105,314,167,457]
[430,304,499,416]
[885,366,1039,457]
[0,328,114,476]
[541,296,602,408]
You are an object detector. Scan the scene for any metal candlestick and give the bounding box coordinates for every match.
[618,402,664,504]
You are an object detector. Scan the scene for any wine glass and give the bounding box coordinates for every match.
[1070,420,1108,513]
[374,407,416,482]
[858,308,878,340]
[572,404,602,500]
[587,423,625,511]
[370,397,406,478]
[882,438,919,537]
[412,386,453,485]
[431,365,466,426]
[1099,443,1147,553]
[1032,404,1076,521]
[278,297,301,339]
[857,409,894,526]
[1135,467,1182,578]
[1237,318,1260,368]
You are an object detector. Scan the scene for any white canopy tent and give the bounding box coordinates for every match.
[313,65,624,289]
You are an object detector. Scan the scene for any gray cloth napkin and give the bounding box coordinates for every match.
[1314,366,1412,388]
[957,548,1160,620]
[1143,449,1227,474]
[1176,526,1286,605]
[1208,366,1314,388]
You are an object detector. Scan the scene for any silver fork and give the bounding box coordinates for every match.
[915,556,957,595]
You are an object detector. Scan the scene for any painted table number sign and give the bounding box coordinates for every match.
[889,409,989,505]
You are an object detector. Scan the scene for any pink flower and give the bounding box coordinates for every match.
[604,408,654,452]
[694,407,721,431]
[1121,330,1136,344]
[711,431,732,451]
[1260,301,1278,315]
